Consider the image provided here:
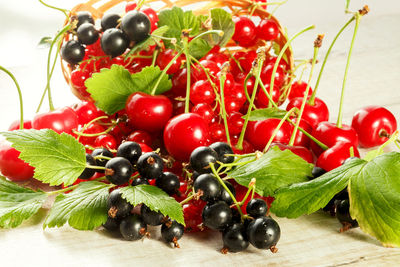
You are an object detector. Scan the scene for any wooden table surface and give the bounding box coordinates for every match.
[0,0,400,266]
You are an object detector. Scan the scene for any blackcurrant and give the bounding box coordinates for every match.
[141,205,164,226]
[156,172,180,195]
[77,23,99,45]
[222,223,249,253]
[202,201,232,231]
[193,173,221,202]
[117,141,142,165]
[105,157,133,185]
[246,198,268,218]
[79,154,96,179]
[121,11,151,43]
[76,11,94,27]
[101,28,129,57]
[247,216,281,249]
[336,199,358,228]
[101,13,121,31]
[107,189,133,219]
[161,220,185,247]
[61,40,85,65]
[131,176,150,186]
[137,152,164,179]
[120,214,147,241]
[220,180,235,204]
[103,216,121,231]
[190,146,218,174]
[310,166,326,180]
[209,142,235,164]
[92,148,114,173]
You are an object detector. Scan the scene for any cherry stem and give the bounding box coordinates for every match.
[310,17,355,105]
[183,38,191,113]
[336,13,362,128]
[219,68,231,146]
[269,25,315,107]
[135,0,146,10]
[151,49,158,67]
[75,115,109,142]
[150,50,183,95]
[263,107,297,153]
[281,60,309,100]
[289,39,321,146]
[0,66,24,129]
[190,30,224,43]
[375,130,399,156]
[38,0,69,18]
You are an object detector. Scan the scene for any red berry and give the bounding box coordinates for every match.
[260,63,285,89]
[228,112,244,135]
[291,118,312,148]
[190,80,216,105]
[205,53,229,68]
[156,49,182,75]
[232,17,257,48]
[230,51,257,76]
[271,143,313,163]
[78,123,106,146]
[8,120,32,131]
[138,142,153,153]
[288,81,313,101]
[316,141,360,171]
[209,123,226,142]
[73,101,103,125]
[0,139,34,181]
[127,130,153,146]
[70,68,91,97]
[94,134,117,150]
[191,60,219,82]
[141,8,158,32]
[32,107,79,135]
[192,103,215,124]
[125,2,137,12]
[286,97,329,129]
[171,68,189,97]
[256,18,279,41]
[255,83,281,108]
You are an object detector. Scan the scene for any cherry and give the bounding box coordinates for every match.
[286,97,329,129]
[32,107,78,135]
[256,18,279,41]
[0,139,34,181]
[231,138,255,155]
[126,92,173,132]
[156,49,182,75]
[255,83,281,108]
[290,118,312,148]
[230,51,257,76]
[271,143,313,163]
[228,83,246,108]
[138,142,153,153]
[127,130,152,146]
[171,68,189,97]
[78,123,106,146]
[351,106,398,148]
[125,1,137,12]
[232,17,257,48]
[310,122,359,157]
[204,53,229,68]
[72,101,103,125]
[94,134,117,150]
[191,60,219,82]
[192,103,215,125]
[228,112,244,135]
[182,199,206,232]
[190,80,216,105]
[209,123,226,142]
[260,63,285,89]
[70,68,91,98]
[316,141,360,171]
[141,8,158,32]
[8,120,32,131]
[288,81,313,101]
[163,113,209,161]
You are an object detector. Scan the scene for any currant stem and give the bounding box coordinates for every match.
[219,68,231,146]
[93,155,113,161]
[179,193,195,206]
[0,66,25,129]
[75,115,109,142]
[237,179,255,206]
[183,39,191,113]
[86,165,107,170]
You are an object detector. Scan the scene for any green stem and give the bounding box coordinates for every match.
[93,155,113,161]
[190,30,224,43]
[287,120,329,150]
[46,184,79,196]
[38,0,69,17]
[150,51,183,95]
[337,14,361,128]
[237,178,255,206]
[219,72,231,146]
[151,49,158,67]
[183,39,191,113]
[179,193,195,205]
[86,165,107,170]
[0,66,24,129]
[75,115,109,142]
[310,17,355,105]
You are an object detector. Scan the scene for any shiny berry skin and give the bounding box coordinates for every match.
[117,141,142,165]
[209,123,226,142]
[227,112,244,135]
[61,40,85,65]
[316,141,360,171]
[91,148,114,172]
[78,123,106,147]
[288,81,313,101]
[76,11,94,27]
[246,199,268,218]
[286,97,329,129]
[126,92,173,133]
[120,214,147,241]
[141,204,164,226]
[232,17,257,48]
[260,63,285,89]
[79,154,96,179]
[222,223,249,253]
[255,84,281,108]
[101,13,121,30]
[105,157,133,185]
[127,130,152,146]
[336,199,358,228]
[209,142,234,164]
[8,120,32,131]
[103,217,120,231]
[291,118,312,148]
[72,101,102,126]
[32,107,78,135]
[107,189,133,219]
[256,18,279,41]
[205,53,229,68]
[163,113,210,161]
[0,139,34,181]
[156,172,180,195]
[190,80,216,105]
[192,103,215,125]
[202,201,232,231]
[131,176,150,186]
[94,134,117,150]
[351,106,398,148]
[121,11,151,42]
[100,28,129,57]
[156,49,182,75]
[310,122,359,157]
[70,68,91,97]
[191,60,219,82]
[220,180,236,204]
[141,8,158,32]
[137,152,164,179]
[271,143,314,163]
[230,51,257,76]
[247,216,281,249]
[190,146,218,174]
[125,1,137,12]
[171,68,189,97]
[161,220,184,245]
[193,173,221,202]
[77,23,99,45]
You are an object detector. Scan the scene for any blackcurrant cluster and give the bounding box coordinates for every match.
[61,10,151,65]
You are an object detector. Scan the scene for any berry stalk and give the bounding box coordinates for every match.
[150,51,183,95]
[183,38,191,113]
[219,63,231,146]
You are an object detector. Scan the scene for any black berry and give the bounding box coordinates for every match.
[202,201,232,231]
[220,180,235,204]
[76,11,94,27]
[190,146,218,174]
[103,216,121,231]
[137,152,164,179]
[336,199,358,228]
[79,154,96,179]
[107,189,133,219]
[141,205,164,226]
[246,198,268,218]
[101,28,129,57]
[105,157,133,185]
[193,173,221,202]
[92,148,114,173]
[120,214,147,241]
[101,13,121,31]
[77,23,99,45]
[117,141,142,165]
[156,172,180,195]
[209,142,235,164]
[131,176,150,186]
[222,223,249,253]
[310,166,326,180]
[121,11,151,43]
[247,216,280,249]
[161,220,184,247]
[61,40,85,65]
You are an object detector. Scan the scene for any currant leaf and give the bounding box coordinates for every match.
[126,26,169,57]
[131,65,172,95]
[119,185,184,226]
[229,146,313,197]
[246,107,288,121]
[209,8,235,47]
[44,181,112,230]
[1,129,86,186]
[270,158,365,218]
[189,38,212,59]
[0,176,47,228]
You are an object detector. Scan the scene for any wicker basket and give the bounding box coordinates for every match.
[61,0,293,100]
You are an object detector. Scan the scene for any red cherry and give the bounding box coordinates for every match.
[192,103,215,124]
[204,53,229,68]
[94,134,117,150]
[232,17,257,48]
[125,1,137,12]
[267,57,289,71]
[183,199,206,232]
[126,92,173,132]
[246,118,292,151]
[171,68,189,97]
[316,141,360,171]
[138,142,153,153]
[271,142,313,163]
[286,97,329,129]
[8,120,32,131]
[32,107,78,135]
[191,60,219,82]
[78,123,106,146]
[72,101,103,125]
[260,63,285,88]
[0,138,34,181]
[231,138,255,154]
[228,112,244,135]
[172,99,191,116]
[141,8,158,32]
[351,106,398,148]
[228,83,246,107]
[209,123,226,142]
[190,80,216,105]
[310,122,359,157]
[291,118,312,148]
[127,130,153,146]
[255,83,281,108]
[256,18,279,41]
[288,81,313,101]
[156,49,182,75]
[163,113,209,161]
[230,51,257,76]
[71,68,91,98]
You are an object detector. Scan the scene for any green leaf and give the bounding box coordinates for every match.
[270,158,365,218]
[209,8,235,47]
[38,36,52,48]
[86,65,172,114]
[44,181,112,230]
[246,108,288,121]
[189,38,212,59]
[0,176,47,228]
[119,185,184,225]
[126,26,170,57]
[1,129,86,186]
[349,152,400,247]
[228,147,313,197]
[272,42,288,64]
